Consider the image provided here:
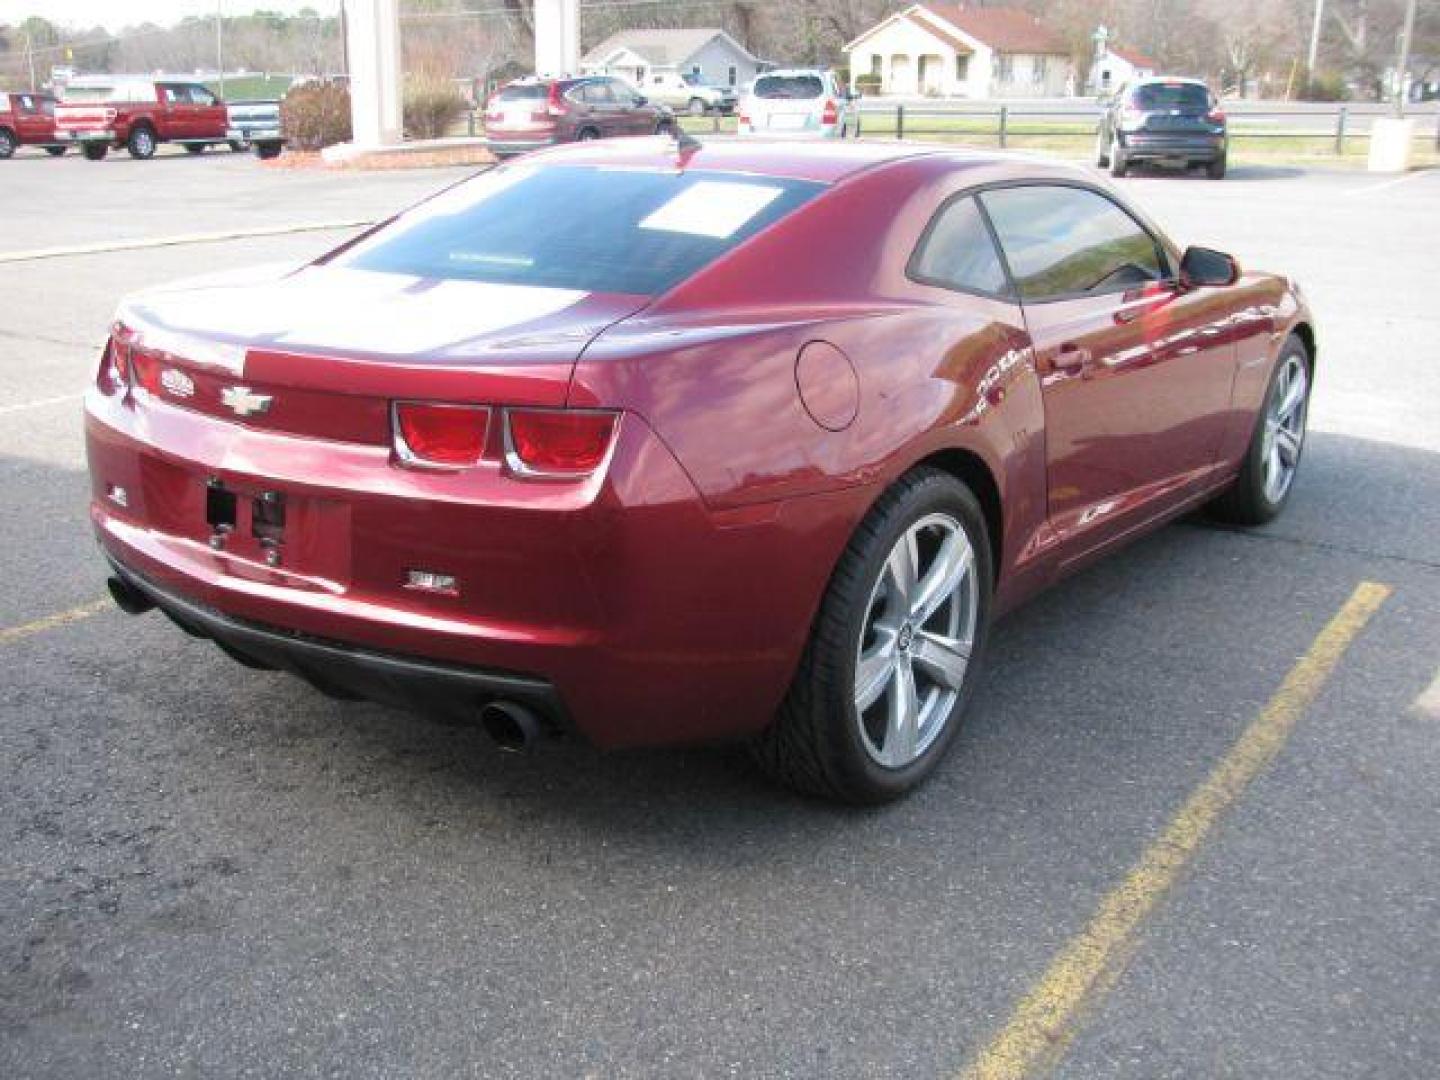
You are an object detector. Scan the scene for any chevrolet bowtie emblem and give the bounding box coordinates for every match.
[221,386,273,418]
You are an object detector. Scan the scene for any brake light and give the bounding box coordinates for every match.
[821,99,838,125]
[738,111,750,128]
[504,409,618,477]
[545,82,567,119]
[1207,109,1226,124]
[100,332,133,396]
[392,402,490,469]
[103,107,117,123]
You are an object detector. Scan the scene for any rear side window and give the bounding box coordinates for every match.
[910,196,1009,297]
[754,75,824,99]
[1131,83,1210,111]
[979,186,1166,301]
[335,165,825,296]
[576,81,614,105]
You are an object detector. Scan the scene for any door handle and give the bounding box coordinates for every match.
[1051,343,1092,374]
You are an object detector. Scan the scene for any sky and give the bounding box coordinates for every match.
[2,1,340,33]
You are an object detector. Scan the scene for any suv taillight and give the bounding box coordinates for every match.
[821,99,839,125]
[1207,108,1226,124]
[103,107,118,123]
[392,402,491,469]
[544,82,568,119]
[504,409,618,477]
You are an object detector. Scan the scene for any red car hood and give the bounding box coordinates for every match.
[117,263,648,372]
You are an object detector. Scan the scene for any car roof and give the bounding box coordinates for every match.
[516,137,1085,185]
[1130,76,1210,88]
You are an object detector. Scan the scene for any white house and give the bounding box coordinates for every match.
[1089,44,1159,96]
[845,4,1074,99]
[581,28,764,89]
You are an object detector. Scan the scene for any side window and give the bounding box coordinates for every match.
[610,80,639,105]
[19,94,35,111]
[581,81,614,105]
[909,196,1010,297]
[979,185,1166,301]
[188,86,218,106]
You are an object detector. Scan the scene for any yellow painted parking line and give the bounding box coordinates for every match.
[959,580,1392,1080]
[0,598,111,646]
[1414,667,1440,719]
[0,393,84,416]
[0,220,372,264]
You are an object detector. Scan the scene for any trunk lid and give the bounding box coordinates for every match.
[117,263,647,445]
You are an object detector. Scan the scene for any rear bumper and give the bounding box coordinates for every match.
[109,555,566,724]
[87,387,835,747]
[484,133,561,155]
[1119,132,1226,161]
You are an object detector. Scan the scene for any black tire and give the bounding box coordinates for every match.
[45,145,67,156]
[1109,143,1128,177]
[228,140,245,152]
[82,142,109,161]
[0,129,15,159]
[751,467,994,804]
[184,143,206,154]
[577,127,600,141]
[1095,129,1110,167]
[1209,334,1311,526]
[126,124,157,159]
[255,142,282,160]
[1207,153,1227,180]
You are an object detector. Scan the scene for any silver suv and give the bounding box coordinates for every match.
[738,69,855,139]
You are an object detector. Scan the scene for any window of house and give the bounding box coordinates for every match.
[995,55,1014,82]
[1033,57,1047,84]
[979,185,1167,301]
[870,55,883,77]
[728,66,738,85]
[909,196,1010,297]
[956,54,970,81]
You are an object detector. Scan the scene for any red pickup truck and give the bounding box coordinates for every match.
[55,78,236,160]
[0,92,67,158]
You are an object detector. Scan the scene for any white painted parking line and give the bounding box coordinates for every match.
[1344,168,1437,197]
[1415,666,1440,719]
[0,219,373,264]
[0,393,85,416]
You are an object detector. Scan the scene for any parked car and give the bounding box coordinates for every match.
[1096,76,1228,179]
[484,76,674,156]
[55,78,238,160]
[0,91,67,157]
[89,141,1314,803]
[226,98,284,159]
[639,71,737,115]
[737,69,855,139]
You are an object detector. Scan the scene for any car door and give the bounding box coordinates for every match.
[157,83,191,138]
[978,183,1237,556]
[186,84,227,139]
[606,79,654,136]
[574,79,619,136]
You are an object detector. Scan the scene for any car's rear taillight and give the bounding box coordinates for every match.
[99,332,133,396]
[738,111,750,128]
[544,82,567,118]
[1207,108,1226,124]
[821,99,839,125]
[103,107,118,123]
[504,409,618,478]
[392,402,491,469]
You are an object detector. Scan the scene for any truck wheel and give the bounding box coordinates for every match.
[82,142,109,161]
[1207,153,1227,180]
[255,142,282,160]
[0,129,15,159]
[1109,144,1128,178]
[228,140,245,152]
[1095,129,1110,167]
[184,143,206,154]
[45,145,68,157]
[127,125,157,159]
[687,97,707,116]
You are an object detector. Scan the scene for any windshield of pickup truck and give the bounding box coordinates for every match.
[63,83,158,104]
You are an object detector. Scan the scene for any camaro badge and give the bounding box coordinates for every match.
[221,386,273,417]
[159,368,195,399]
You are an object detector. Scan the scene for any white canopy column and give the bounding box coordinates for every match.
[346,0,403,148]
[534,0,581,77]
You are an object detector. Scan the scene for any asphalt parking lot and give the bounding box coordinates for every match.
[2,149,1438,1078]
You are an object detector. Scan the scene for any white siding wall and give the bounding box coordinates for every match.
[847,19,1072,98]
[686,37,761,88]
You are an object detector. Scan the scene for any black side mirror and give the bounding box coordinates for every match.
[1180,245,1240,288]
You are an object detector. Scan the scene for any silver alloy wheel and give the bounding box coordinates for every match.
[854,512,978,769]
[1261,352,1308,503]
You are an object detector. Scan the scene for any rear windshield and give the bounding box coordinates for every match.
[334,165,824,296]
[1130,83,1210,110]
[753,75,824,99]
[494,84,548,102]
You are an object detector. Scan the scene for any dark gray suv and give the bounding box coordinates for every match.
[1096,77,1228,179]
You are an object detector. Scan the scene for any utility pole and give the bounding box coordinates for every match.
[1394,0,1418,117]
[216,1,226,98]
[24,31,37,90]
[1305,0,1325,80]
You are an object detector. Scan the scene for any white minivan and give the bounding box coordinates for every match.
[737,69,855,139]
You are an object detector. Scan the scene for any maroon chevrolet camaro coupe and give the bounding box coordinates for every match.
[87,140,1314,802]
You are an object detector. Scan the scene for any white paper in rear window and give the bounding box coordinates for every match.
[639,181,785,239]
